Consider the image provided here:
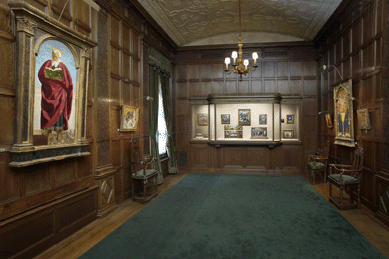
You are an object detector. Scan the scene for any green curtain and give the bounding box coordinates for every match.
[161,72,178,174]
[149,64,163,184]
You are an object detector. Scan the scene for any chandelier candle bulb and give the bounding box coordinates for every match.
[225,57,230,71]
[244,59,249,69]
[232,51,237,65]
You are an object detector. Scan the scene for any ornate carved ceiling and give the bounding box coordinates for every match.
[137,0,342,46]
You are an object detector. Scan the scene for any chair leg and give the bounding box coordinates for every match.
[143,183,147,204]
[350,187,354,204]
[312,170,315,185]
[131,179,135,201]
[340,185,344,209]
[329,182,332,197]
[357,184,361,209]
[323,169,327,184]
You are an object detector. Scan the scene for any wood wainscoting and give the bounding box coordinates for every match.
[190,142,302,174]
[0,186,98,259]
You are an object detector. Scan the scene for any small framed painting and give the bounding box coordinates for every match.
[120,105,139,132]
[197,113,208,126]
[238,109,251,126]
[357,108,371,130]
[221,114,230,124]
[287,114,294,124]
[325,113,333,129]
[259,114,267,125]
[283,129,294,139]
[251,127,267,138]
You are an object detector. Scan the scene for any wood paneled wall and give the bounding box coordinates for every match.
[174,44,318,173]
[0,0,175,257]
[315,0,386,215]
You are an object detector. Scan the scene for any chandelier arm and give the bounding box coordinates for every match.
[248,67,257,72]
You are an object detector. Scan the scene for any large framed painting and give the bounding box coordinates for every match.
[120,105,139,132]
[9,3,97,167]
[238,109,251,126]
[334,79,355,147]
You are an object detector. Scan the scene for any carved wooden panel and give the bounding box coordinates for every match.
[264,80,275,92]
[55,159,76,187]
[0,38,14,90]
[191,144,208,168]
[225,80,236,94]
[277,61,288,78]
[290,80,302,95]
[278,80,289,94]
[245,147,270,168]
[0,153,18,203]
[223,147,244,168]
[99,176,115,207]
[111,140,121,167]
[264,62,275,78]
[283,146,301,168]
[252,80,262,93]
[25,164,51,196]
[237,80,249,94]
[303,80,316,96]
[0,96,14,144]
[58,193,95,230]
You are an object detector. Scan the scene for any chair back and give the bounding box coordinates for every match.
[352,147,364,171]
[130,136,142,172]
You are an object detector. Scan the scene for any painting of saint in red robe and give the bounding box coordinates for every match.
[38,48,73,130]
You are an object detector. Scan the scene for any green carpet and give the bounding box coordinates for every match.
[80,174,385,259]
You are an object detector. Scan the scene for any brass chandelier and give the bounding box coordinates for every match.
[224,0,258,78]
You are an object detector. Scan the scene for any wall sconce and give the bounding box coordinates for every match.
[134,96,154,102]
[320,65,343,80]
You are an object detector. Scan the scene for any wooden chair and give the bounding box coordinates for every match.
[307,140,330,184]
[328,147,364,210]
[130,136,158,204]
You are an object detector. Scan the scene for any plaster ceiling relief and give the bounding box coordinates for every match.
[137,0,342,46]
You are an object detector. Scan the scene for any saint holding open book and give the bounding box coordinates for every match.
[38,47,73,138]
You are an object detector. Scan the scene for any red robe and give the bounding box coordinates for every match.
[38,60,73,130]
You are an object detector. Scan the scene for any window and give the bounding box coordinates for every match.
[157,77,168,155]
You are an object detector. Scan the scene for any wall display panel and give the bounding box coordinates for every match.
[190,94,301,144]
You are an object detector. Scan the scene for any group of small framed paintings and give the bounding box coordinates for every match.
[251,127,267,138]
[224,125,243,139]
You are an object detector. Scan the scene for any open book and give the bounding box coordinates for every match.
[44,67,64,81]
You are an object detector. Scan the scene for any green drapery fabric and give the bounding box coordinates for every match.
[161,72,178,174]
[149,64,163,184]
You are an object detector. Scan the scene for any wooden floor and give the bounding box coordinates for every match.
[34,172,389,259]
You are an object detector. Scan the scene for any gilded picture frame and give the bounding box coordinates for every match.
[259,114,267,125]
[197,113,208,126]
[238,109,251,126]
[334,79,355,147]
[357,108,371,130]
[283,129,294,139]
[221,114,230,124]
[287,114,294,124]
[251,127,267,139]
[120,105,139,132]
[9,3,97,167]
[325,113,333,129]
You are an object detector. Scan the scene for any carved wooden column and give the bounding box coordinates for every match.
[376,0,389,226]
[94,1,117,217]
[13,18,36,150]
